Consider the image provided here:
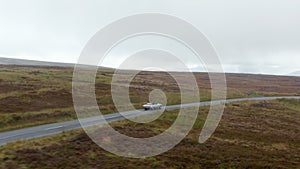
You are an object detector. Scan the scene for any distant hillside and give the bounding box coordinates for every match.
[0,57,75,67]
[1,57,300,77]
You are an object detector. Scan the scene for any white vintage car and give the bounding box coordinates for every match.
[143,102,163,111]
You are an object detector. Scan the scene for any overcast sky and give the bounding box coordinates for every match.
[0,0,299,76]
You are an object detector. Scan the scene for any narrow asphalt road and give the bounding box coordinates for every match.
[1,96,299,146]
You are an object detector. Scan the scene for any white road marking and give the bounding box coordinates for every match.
[45,126,63,131]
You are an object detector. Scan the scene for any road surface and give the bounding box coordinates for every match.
[1,96,299,146]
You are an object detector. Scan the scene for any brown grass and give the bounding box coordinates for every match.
[1,99,300,169]
[0,65,300,131]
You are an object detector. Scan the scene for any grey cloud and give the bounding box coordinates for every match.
[0,0,299,75]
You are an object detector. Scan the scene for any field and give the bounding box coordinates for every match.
[0,65,300,168]
[1,99,300,168]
